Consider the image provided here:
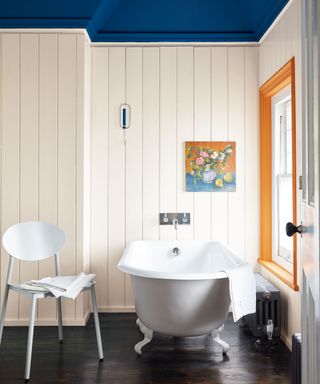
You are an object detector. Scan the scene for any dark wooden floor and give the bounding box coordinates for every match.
[0,313,291,384]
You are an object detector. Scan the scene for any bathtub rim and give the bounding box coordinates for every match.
[118,264,228,280]
[118,239,246,281]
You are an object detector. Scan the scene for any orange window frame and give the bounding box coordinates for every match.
[258,58,298,291]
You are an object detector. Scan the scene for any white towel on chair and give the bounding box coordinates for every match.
[29,273,95,299]
[224,263,256,322]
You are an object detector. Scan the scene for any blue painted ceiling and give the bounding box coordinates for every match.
[0,0,289,42]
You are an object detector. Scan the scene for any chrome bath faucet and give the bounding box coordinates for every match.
[172,217,178,230]
[159,213,191,229]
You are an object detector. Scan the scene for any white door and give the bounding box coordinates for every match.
[300,0,320,383]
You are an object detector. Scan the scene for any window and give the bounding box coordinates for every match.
[259,58,298,291]
[272,87,293,273]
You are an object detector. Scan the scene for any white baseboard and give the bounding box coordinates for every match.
[4,308,92,327]
[3,306,136,326]
[98,306,136,313]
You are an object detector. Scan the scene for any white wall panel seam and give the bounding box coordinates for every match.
[18,33,21,319]
[89,47,93,277]
[74,35,78,320]
[124,47,127,306]
[106,47,110,307]
[158,48,161,240]
[141,48,144,240]
[55,33,59,320]
[176,47,180,240]
[227,48,230,246]
[106,47,109,308]
[56,35,60,240]
[192,47,195,241]
[244,49,247,262]
[0,34,2,304]
[36,33,40,317]
[210,47,213,240]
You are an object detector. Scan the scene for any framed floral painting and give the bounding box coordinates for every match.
[185,141,236,192]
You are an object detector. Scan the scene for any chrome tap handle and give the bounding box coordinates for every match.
[182,213,188,223]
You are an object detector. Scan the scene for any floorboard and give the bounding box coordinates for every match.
[0,313,291,384]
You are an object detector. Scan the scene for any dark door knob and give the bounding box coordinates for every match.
[286,222,303,237]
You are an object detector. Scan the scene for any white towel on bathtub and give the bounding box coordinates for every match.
[224,263,256,322]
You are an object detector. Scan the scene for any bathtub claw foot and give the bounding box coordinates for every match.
[135,319,153,355]
[212,325,230,355]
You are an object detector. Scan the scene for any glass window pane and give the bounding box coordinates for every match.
[272,87,294,271]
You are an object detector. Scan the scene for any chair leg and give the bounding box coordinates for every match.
[90,285,104,362]
[0,285,10,345]
[57,297,63,343]
[25,295,37,383]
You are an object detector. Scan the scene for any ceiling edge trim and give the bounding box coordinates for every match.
[90,41,259,47]
[0,28,259,46]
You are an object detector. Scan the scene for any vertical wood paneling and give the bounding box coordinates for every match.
[277,16,284,68]
[177,47,194,240]
[19,34,39,319]
[0,34,2,305]
[260,1,301,87]
[284,6,292,60]
[57,34,77,320]
[228,48,245,258]
[82,38,92,315]
[91,48,109,310]
[1,34,20,320]
[125,47,143,306]
[0,32,88,325]
[75,34,85,320]
[292,2,302,277]
[159,47,177,240]
[211,48,229,244]
[142,48,160,240]
[194,48,211,240]
[90,45,259,310]
[0,38,260,318]
[108,47,126,308]
[38,34,58,320]
[245,47,259,266]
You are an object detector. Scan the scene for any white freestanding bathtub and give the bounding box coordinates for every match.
[118,240,247,355]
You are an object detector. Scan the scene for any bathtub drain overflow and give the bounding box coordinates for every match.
[171,247,181,256]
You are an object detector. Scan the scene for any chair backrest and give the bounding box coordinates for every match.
[2,221,65,261]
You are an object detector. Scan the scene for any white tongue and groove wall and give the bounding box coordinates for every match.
[0,35,259,323]
[90,46,259,312]
[0,0,299,326]
[0,32,91,325]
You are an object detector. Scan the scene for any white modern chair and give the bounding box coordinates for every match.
[0,221,103,383]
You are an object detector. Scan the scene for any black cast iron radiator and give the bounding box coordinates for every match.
[292,333,301,384]
[243,273,281,337]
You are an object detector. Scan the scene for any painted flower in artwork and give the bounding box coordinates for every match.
[185,141,236,192]
[211,151,219,159]
[196,157,204,165]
